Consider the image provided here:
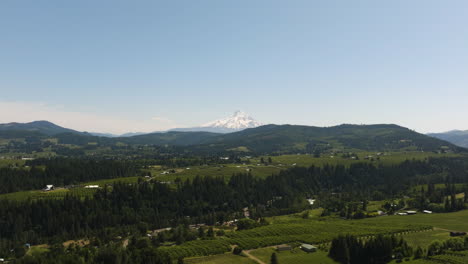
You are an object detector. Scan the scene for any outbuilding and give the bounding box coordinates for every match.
[276,245,292,252]
[300,244,317,253]
[43,185,54,191]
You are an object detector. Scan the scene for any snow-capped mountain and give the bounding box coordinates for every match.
[202,111,262,130]
[171,111,263,133]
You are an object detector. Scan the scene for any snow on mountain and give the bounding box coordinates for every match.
[169,111,263,133]
[201,111,263,130]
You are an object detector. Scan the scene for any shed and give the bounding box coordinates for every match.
[450,231,467,237]
[300,244,317,253]
[423,210,433,214]
[276,245,292,252]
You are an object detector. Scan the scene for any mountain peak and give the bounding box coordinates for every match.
[202,111,263,130]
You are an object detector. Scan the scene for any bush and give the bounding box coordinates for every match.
[233,246,243,255]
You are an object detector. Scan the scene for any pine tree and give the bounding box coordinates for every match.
[207,227,214,238]
[270,252,278,264]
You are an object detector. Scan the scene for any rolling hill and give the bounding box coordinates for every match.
[0,121,463,155]
[191,124,463,154]
[0,121,81,136]
[428,130,468,148]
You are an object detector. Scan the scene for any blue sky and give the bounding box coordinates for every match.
[1,1,468,134]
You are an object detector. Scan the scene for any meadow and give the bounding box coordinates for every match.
[0,187,97,201]
[249,247,338,264]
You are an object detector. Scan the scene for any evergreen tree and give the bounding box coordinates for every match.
[270,252,278,264]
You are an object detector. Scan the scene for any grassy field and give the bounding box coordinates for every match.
[84,176,141,185]
[185,253,256,264]
[249,247,338,264]
[26,245,50,256]
[360,210,468,232]
[399,229,451,248]
[0,158,25,168]
[0,187,97,201]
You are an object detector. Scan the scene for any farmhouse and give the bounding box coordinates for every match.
[43,185,54,191]
[300,243,317,253]
[276,245,292,252]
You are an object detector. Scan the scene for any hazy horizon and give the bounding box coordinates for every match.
[2,1,468,134]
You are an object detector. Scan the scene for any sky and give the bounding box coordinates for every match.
[1,0,468,134]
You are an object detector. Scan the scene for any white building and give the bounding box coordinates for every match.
[44,185,54,191]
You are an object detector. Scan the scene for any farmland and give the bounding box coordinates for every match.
[0,187,97,201]
[185,253,256,264]
[249,247,338,264]
[165,210,468,263]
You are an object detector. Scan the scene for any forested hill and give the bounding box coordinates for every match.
[191,124,464,154]
[0,121,81,136]
[0,121,464,155]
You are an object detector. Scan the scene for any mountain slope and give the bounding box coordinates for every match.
[0,121,462,155]
[428,130,468,148]
[0,121,81,136]
[192,124,463,154]
[120,131,221,145]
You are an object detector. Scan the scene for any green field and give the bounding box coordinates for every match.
[185,253,256,264]
[0,158,25,168]
[0,187,97,201]
[84,176,141,185]
[249,247,338,264]
[397,229,451,249]
[361,210,468,232]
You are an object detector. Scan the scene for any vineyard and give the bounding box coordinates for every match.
[165,210,468,262]
[157,239,232,259]
[159,214,433,260]
[225,217,431,250]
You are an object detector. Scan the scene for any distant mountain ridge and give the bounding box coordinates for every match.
[428,130,468,148]
[0,120,463,154]
[0,120,81,136]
